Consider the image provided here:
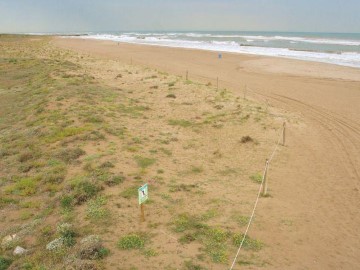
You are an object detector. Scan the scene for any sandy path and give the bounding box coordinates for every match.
[53,38,360,269]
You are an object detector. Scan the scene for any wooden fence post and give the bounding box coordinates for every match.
[282,122,286,146]
[140,204,145,222]
[262,159,269,196]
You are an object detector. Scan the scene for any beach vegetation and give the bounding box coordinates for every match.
[250,173,263,184]
[86,196,110,222]
[168,119,193,127]
[232,233,264,251]
[120,186,138,199]
[134,156,156,168]
[117,233,146,250]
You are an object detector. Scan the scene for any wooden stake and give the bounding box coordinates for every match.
[282,122,286,146]
[186,70,188,80]
[244,85,247,100]
[140,203,145,222]
[262,159,269,196]
[216,77,219,90]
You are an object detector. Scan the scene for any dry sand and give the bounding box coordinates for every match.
[54,38,360,269]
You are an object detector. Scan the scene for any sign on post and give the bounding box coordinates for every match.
[138,184,148,205]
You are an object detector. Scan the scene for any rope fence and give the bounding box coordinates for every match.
[229,121,286,270]
[181,70,287,269]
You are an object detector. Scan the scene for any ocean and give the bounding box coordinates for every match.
[64,31,360,68]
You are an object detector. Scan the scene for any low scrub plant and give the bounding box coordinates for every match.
[86,196,110,221]
[117,233,145,250]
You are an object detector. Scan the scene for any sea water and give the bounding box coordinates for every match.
[64,31,360,68]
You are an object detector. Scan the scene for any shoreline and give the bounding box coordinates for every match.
[54,36,360,82]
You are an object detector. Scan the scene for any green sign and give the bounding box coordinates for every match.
[138,184,148,205]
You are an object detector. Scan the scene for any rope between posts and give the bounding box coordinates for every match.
[229,125,284,270]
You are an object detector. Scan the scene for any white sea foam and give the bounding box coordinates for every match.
[240,35,360,46]
[67,34,360,68]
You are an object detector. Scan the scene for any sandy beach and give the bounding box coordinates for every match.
[1,34,359,269]
[53,37,360,269]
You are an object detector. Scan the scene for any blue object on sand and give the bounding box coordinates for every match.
[218,53,222,59]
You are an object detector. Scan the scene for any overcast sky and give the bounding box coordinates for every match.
[0,0,359,33]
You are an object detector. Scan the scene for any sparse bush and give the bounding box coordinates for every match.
[57,223,76,247]
[78,235,107,260]
[168,119,192,127]
[18,151,34,163]
[43,165,66,184]
[99,161,114,169]
[85,115,103,123]
[191,166,203,174]
[120,186,138,199]
[179,233,196,244]
[81,130,105,141]
[241,136,253,143]
[56,147,85,164]
[86,196,109,221]
[166,94,176,98]
[46,237,64,251]
[232,233,263,251]
[143,248,158,257]
[134,156,156,169]
[184,261,204,270]
[73,180,101,205]
[104,175,125,187]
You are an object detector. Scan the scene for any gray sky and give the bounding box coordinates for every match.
[0,0,359,33]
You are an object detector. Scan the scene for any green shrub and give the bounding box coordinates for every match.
[0,256,12,270]
[57,223,76,247]
[60,195,74,210]
[117,234,145,250]
[86,196,110,221]
[5,177,38,196]
[73,180,101,204]
[98,247,110,258]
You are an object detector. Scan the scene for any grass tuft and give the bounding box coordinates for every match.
[250,173,263,184]
[134,156,156,169]
[168,119,193,128]
[232,233,264,251]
